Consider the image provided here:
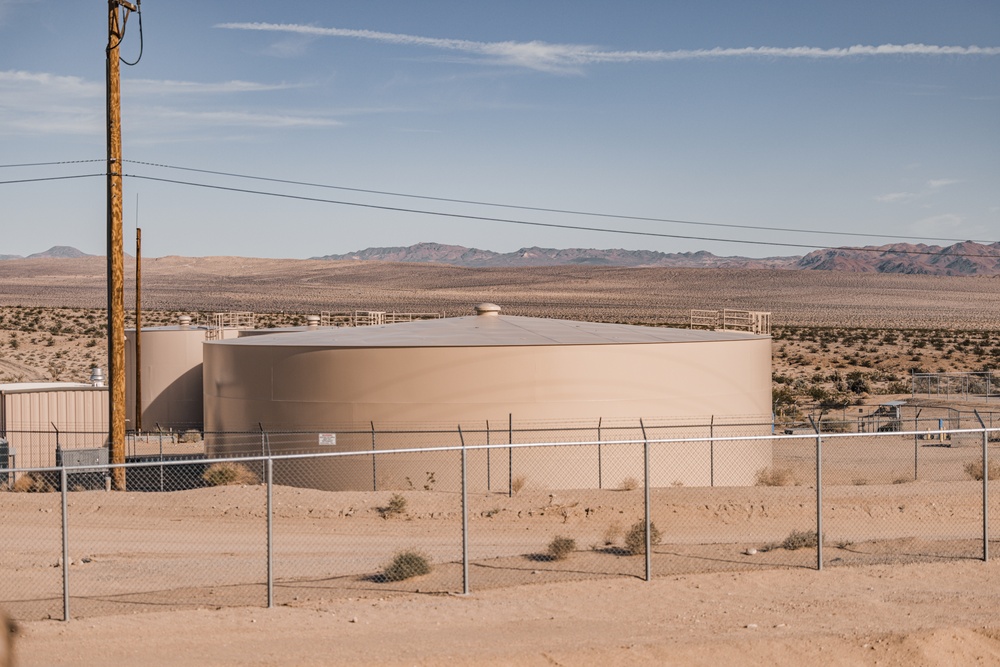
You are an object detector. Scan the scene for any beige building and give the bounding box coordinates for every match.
[0,383,108,469]
[203,304,772,491]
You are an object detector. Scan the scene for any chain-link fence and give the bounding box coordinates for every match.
[2,423,997,622]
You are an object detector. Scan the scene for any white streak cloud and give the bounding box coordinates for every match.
[216,22,1000,73]
[927,178,960,189]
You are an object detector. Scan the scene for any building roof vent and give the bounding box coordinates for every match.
[178,315,192,329]
[89,367,105,387]
[306,315,321,330]
[474,303,501,317]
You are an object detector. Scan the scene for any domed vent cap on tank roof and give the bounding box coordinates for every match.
[474,303,501,317]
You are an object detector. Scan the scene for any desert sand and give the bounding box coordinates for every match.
[2,259,999,665]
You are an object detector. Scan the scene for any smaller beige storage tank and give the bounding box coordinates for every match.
[125,318,208,430]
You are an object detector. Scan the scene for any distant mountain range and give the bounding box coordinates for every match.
[6,241,999,276]
[0,246,93,260]
[314,241,1000,276]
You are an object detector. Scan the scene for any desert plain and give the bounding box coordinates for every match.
[1,257,999,666]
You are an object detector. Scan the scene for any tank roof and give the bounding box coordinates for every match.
[206,314,768,349]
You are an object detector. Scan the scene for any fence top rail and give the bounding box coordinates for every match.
[6,426,997,476]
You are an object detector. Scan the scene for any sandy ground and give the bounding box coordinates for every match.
[11,558,1000,666]
[4,451,999,666]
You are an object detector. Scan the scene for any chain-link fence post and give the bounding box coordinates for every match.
[508,414,513,498]
[710,415,715,487]
[974,411,988,562]
[370,421,377,491]
[597,417,603,490]
[809,416,823,571]
[458,426,469,595]
[640,419,651,582]
[266,457,274,608]
[60,466,70,621]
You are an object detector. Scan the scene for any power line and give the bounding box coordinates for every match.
[0,174,104,186]
[122,172,997,258]
[0,160,104,169]
[124,159,992,245]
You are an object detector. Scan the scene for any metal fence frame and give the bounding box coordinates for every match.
[1,423,996,621]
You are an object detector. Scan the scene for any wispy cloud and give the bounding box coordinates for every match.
[927,178,961,189]
[150,108,341,128]
[0,69,324,136]
[875,192,917,204]
[129,79,304,95]
[876,178,961,204]
[216,22,1000,73]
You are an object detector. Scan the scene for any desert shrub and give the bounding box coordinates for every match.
[510,476,527,495]
[964,460,1000,481]
[623,520,662,555]
[781,529,818,551]
[602,521,623,546]
[11,473,53,493]
[381,493,407,518]
[381,549,431,582]
[179,429,202,444]
[547,535,576,561]
[754,467,796,487]
[619,476,638,491]
[202,462,258,486]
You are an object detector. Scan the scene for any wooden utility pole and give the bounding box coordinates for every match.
[107,0,136,490]
[135,226,142,433]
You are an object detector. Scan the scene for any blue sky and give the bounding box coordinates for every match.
[1,0,998,259]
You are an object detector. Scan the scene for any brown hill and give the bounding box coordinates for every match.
[313,242,798,269]
[796,241,1000,276]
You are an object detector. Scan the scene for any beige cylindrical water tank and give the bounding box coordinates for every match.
[203,306,772,490]
[125,322,208,430]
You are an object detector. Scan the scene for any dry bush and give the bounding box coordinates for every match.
[11,473,53,493]
[754,467,797,487]
[510,476,527,495]
[202,462,258,487]
[179,429,202,444]
[781,529,819,551]
[964,460,1000,481]
[546,535,576,561]
[619,476,639,491]
[380,493,407,518]
[623,520,662,555]
[380,550,431,582]
[602,521,623,546]
[2,609,17,667]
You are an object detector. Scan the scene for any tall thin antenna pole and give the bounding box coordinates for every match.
[106,0,136,490]
[135,224,142,433]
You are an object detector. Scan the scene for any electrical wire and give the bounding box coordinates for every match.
[119,1,143,67]
[123,160,992,245]
[0,160,103,169]
[122,172,997,258]
[0,174,104,186]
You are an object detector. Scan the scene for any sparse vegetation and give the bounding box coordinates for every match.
[546,535,576,561]
[623,520,662,555]
[202,462,258,487]
[510,476,526,495]
[781,529,819,551]
[381,493,408,518]
[754,467,797,487]
[602,521,623,546]
[380,549,432,582]
[963,460,1000,481]
[619,476,638,491]
[10,473,53,493]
